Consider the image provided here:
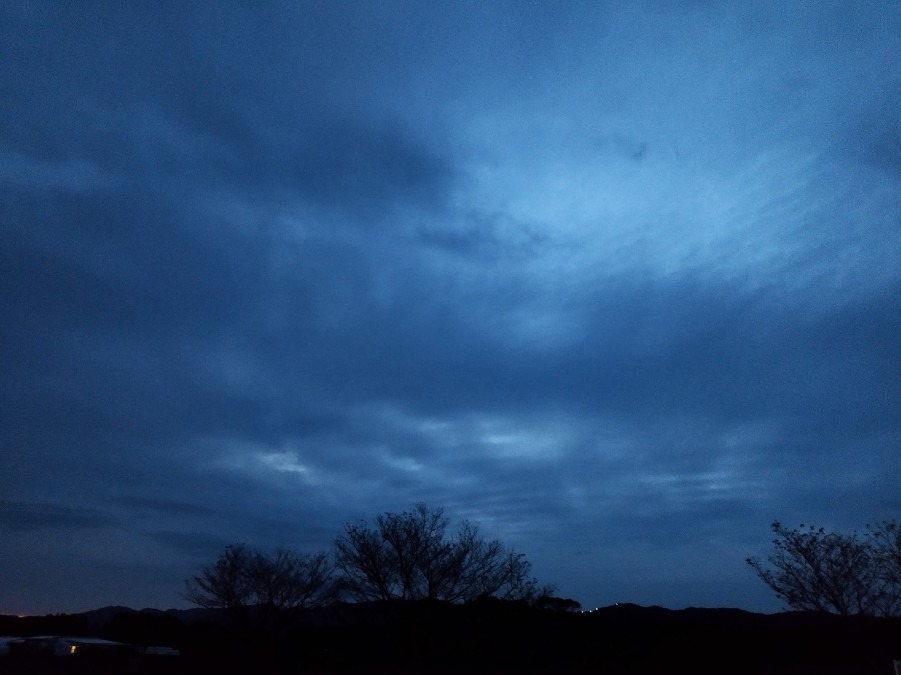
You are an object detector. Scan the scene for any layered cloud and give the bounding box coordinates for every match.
[1,1,899,614]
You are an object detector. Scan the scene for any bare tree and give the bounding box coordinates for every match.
[866,520,901,617]
[334,503,551,603]
[747,520,901,617]
[184,543,254,611]
[333,519,399,601]
[185,544,335,618]
[426,520,547,602]
[249,548,336,612]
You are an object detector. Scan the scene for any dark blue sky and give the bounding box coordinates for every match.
[2,1,900,615]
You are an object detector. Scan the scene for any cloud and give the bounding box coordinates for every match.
[1,0,899,615]
[0,501,113,531]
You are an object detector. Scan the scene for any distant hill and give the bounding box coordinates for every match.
[78,605,219,629]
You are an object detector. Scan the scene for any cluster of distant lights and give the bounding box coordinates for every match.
[580,602,620,613]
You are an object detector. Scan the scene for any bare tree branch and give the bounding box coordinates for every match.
[334,503,551,603]
[184,543,335,621]
[747,520,900,617]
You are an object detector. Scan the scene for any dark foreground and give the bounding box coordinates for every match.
[2,600,900,674]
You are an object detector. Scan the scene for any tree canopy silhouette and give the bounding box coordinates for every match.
[334,503,551,603]
[747,520,901,617]
[185,544,335,619]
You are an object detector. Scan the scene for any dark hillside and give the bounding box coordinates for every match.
[2,601,899,674]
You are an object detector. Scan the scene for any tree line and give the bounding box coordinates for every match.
[186,505,901,621]
[185,503,560,620]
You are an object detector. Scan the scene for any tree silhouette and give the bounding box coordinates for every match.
[747,520,901,617]
[185,544,254,612]
[866,519,901,616]
[533,594,582,612]
[334,503,551,603]
[185,544,335,621]
[249,548,334,612]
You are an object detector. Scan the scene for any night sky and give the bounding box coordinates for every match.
[2,2,900,616]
